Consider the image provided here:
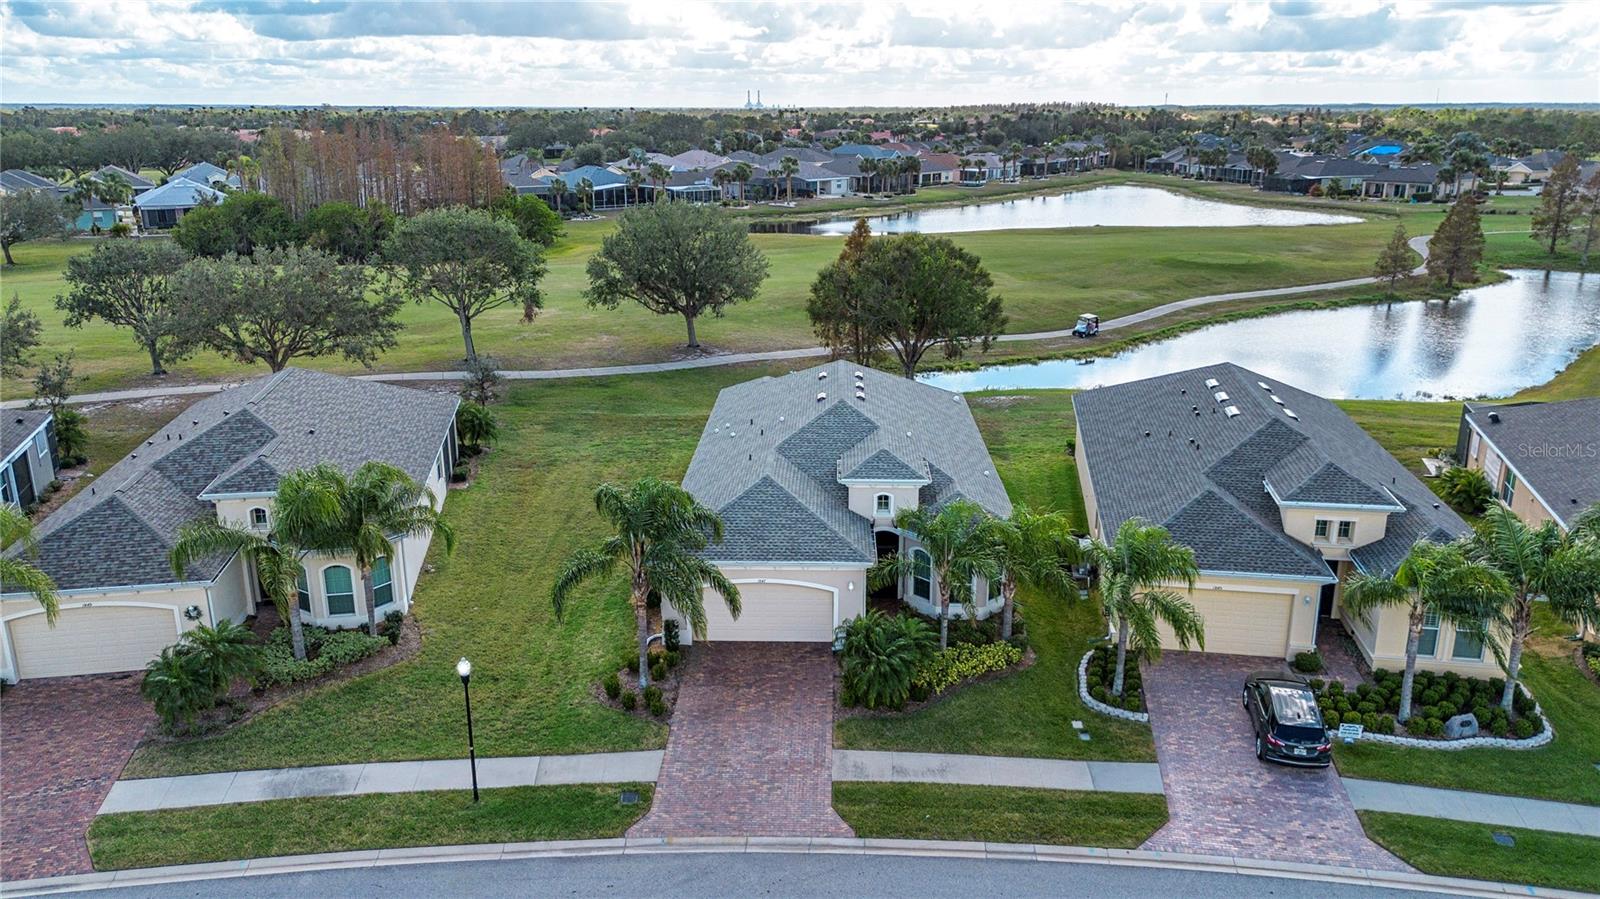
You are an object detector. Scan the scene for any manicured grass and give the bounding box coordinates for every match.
[834,391,1153,761]
[1336,400,1461,477]
[1515,343,1600,401]
[1357,812,1600,894]
[832,783,1167,847]
[3,175,1419,396]
[88,784,651,871]
[122,369,799,777]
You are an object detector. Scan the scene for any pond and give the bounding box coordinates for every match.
[802,185,1362,235]
[920,270,1600,400]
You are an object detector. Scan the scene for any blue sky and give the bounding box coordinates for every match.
[1,1,1595,107]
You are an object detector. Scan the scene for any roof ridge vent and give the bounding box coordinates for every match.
[818,371,828,380]
[817,391,827,401]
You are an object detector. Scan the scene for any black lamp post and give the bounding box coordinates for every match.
[457,656,479,803]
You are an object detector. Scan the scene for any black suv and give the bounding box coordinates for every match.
[1242,672,1332,767]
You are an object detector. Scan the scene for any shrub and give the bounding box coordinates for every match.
[1362,712,1380,731]
[1356,701,1377,715]
[1091,684,1110,703]
[663,650,680,669]
[620,690,638,711]
[1513,717,1537,739]
[912,641,1023,697]
[663,619,681,652]
[626,654,641,675]
[603,673,621,699]
[319,630,386,665]
[1342,710,1363,725]
[648,695,667,717]
[108,221,132,238]
[643,685,662,705]
[650,660,667,683]
[1490,716,1510,737]
[1374,714,1395,735]
[377,609,405,645]
[837,611,936,710]
[1292,651,1324,674]
[1325,680,1345,696]
[1307,678,1326,693]
[257,644,333,688]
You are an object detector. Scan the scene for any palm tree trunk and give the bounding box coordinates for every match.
[635,591,651,691]
[1001,579,1016,641]
[1399,608,1423,721]
[938,586,950,650]
[1500,601,1530,712]
[1112,616,1130,697]
[289,603,308,661]
[361,567,379,637]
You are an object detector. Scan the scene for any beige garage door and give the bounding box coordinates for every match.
[1157,588,1292,657]
[702,582,835,642]
[8,605,180,679]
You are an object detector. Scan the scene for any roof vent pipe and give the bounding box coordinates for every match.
[817,392,827,401]
[818,371,828,380]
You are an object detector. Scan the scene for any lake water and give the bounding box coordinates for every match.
[921,270,1600,400]
[805,185,1362,235]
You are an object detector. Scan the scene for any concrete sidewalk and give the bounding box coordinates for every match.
[98,751,663,815]
[832,750,1163,793]
[1343,779,1600,838]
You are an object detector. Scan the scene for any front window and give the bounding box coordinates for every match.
[912,549,931,600]
[323,565,355,616]
[1337,521,1355,541]
[1314,520,1330,539]
[1452,628,1485,661]
[249,507,269,529]
[875,493,892,516]
[1417,611,1439,656]
[1500,470,1517,505]
[372,557,394,607]
[296,566,311,613]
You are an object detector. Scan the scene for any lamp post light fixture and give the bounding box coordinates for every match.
[457,656,479,803]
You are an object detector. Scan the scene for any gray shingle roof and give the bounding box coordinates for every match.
[1462,397,1600,529]
[1073,363,1468,581]
[14,369,458,592]
[2,409,51,457]
[683,361,1011,564]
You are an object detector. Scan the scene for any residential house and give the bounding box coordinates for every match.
[1360,165,1444,200]
[170,161,241,190]
[1456,398,1600,533]
[1514,151,1567,182]
[670,362,1013,643]
[1263,154,1382,194]
[94,164,157,196]
[0,169,60,193]
[1,169,120,232]
[917,153,959,186]
[666,148,731,171]
[958,153,1005,185]
[132,177,228,229]
[0,369,459,682]
[1,410,56,511]
[1074,363,1490,676]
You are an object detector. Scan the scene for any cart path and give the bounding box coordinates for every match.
[2,237,1436,409]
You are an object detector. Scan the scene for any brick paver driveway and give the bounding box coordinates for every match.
[629,643,852,838]
[1139,652,1409,871]
[1,673,152,881]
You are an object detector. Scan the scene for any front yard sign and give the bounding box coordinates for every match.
[1337,722,1364,744]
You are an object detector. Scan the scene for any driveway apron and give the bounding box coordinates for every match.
[1,674,152,881]
[1138,652,1409,871]
[628,643,852,838]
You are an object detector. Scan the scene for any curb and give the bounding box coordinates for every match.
[4,837,1589,898]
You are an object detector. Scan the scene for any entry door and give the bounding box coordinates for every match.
[10,455,34,507]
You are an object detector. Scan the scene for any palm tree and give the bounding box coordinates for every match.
[627,168,644,206]
[169,518,312,661]
[1343,540,1510,721]
[778,155,799,201]
[548,177,568,214]
[732,162,754,203]
[859,157,879,194]
[986,506,1080,641]
[1470,504,1600,713]
[551,477,740,689]
[577,177,595,215]
[872,499,1000,650]
[281,462,456,638]
[712,168,732,201]
[1089,518,1203,696]
[900,155,921,193]
[0,505,60,626]
[646,162,670,200]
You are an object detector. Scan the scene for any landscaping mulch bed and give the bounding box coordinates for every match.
[1576,643,1600,689]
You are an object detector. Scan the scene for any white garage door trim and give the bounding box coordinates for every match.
[710,578,839,643]
[3,601,183,681]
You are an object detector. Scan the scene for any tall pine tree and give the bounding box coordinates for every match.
[1531,155,1582,255]
[1372,223,1413,294]
[807,218,879,363]
[1426,196,1484,289]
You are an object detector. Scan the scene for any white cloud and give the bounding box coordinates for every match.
[0,0,1595,106]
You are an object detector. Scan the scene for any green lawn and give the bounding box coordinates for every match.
[2,175,1425,396]
[832,783,1167,847]
[1358,812,1600,894]
[88,784,651,871]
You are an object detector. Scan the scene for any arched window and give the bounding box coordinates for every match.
[372,557,394,607]
[912,549,932,600]
[295,566,311,613]
[323,565,355,616]
[874,493,893,516]
[249,507,269,529]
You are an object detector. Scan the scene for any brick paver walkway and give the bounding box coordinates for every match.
[629,643,852,838]
[1,674,152,881]
[1138,652,1409,871]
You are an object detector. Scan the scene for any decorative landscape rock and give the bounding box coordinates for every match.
[1444,713,1480,739]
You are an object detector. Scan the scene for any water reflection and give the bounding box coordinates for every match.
[921,270,1600,400]
[802,185,1361,235]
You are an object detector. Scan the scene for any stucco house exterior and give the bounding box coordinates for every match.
[671,361,1012,644]
[1456,397,1600,534]
[133,177,228,229]
[1074,363,1495,676]
[0,369,459,682]
[2,409,56,511]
